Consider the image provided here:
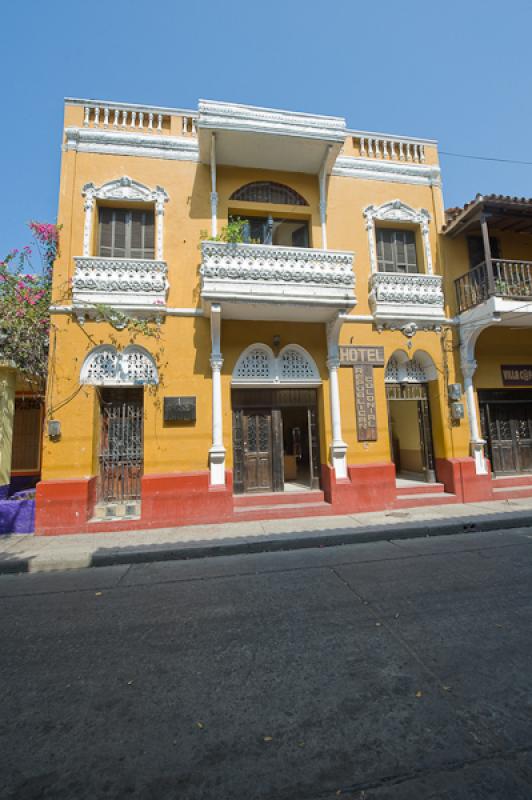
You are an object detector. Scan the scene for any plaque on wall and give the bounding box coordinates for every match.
[164,396,196,422]
[501,365,532,386]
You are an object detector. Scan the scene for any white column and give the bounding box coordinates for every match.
[209,304,225,485]
[319,146,331,250]
[327,357,348,478]
[462,358,488,475]
[81,184,96,256]
[210,133,218,238]
[364,211,377,274]
[421,217,434,275]
[155,195,165,261]
[326,316,348,479]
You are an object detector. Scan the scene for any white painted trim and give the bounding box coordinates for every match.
[65,127,199,162]
[232,343,321,386]
[80,344,158,386]
[332,156,441,187]
[198,99,346,142]
[66,97,197,117]
[326,314,348,479]
[50,304,204,317]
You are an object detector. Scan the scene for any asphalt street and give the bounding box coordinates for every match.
[1,527,532,799]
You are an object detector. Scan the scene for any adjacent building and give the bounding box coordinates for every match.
[35,98,532,534]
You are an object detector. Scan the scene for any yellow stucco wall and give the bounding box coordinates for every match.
[42,101,476,484]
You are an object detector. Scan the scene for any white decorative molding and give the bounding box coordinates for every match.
[72,256,168,312]
[363,199,434,278]
[232,343,321,386]
[369,273,446,328]
[201,241,354,287]
[201,241,356,321]
[326,313,348,479]
[81,176,169,260]
[65,127,199,163]
[80,345,158,386]
[333,156,441,187]
[198,99,346,142]
[384,350,437,383]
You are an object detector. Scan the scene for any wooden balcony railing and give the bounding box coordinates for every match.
[455,259,532,312]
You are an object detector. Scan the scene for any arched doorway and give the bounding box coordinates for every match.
[80,345,158,508]
[385,350,437,483]
[231,344,322,494]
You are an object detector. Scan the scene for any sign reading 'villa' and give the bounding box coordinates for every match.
[501,365,532,386]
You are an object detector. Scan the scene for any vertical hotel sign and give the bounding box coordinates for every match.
[339,346,385,442]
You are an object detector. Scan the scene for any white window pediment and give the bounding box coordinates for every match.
[80,345,158,386]
[81,176,168,260]
[232,343,320,385]
[363,199,433,276]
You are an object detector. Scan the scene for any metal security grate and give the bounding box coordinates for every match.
[99,389,143,502]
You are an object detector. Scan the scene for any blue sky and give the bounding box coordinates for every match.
[2,0,531,258]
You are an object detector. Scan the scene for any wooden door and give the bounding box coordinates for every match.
[417,394,436,481]
[513,404,532,472]
[486,404,518,474]
[307,407,320,489]
[243,412,273,492]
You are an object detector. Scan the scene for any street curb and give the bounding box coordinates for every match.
[1,506,531,575]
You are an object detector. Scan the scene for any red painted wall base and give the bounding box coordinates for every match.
[435,457,493,502]
[35,471,234,536]
[321,462,397,514]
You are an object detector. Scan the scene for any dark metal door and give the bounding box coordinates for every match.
[243,412,273,492]
[99,389,143,502]
[417,394,436,482]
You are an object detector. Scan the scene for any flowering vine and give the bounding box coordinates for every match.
[0,222,59,381]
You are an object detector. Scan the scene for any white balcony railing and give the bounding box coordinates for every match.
[352,134,426,163]
[72,256,168,314]
[368,272,445,326]
[79,100,197,137]
[200,241,355,320]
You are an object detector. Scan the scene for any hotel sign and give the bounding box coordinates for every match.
[501,365,532,386]
[339,345,385,367]
[339,346,384,441]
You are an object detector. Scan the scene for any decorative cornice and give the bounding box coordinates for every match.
[198,99,346,142]
[65,127,199,161]
[332,155,441,186]
[364,199,431,226]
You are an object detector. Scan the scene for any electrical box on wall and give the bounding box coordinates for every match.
[450,402,465,420]
[448,384,462,401]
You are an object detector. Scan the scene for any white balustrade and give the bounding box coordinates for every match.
[72,256,168,311]
[82,104,183,134]
[356,135,426,163]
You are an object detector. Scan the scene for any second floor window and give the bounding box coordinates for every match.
[99,207,155,259]
[376,228,418,273]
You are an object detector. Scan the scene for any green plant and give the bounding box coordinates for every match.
[200,217,253,244]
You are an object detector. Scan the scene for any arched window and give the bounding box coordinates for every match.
[80,345,158,386]
[232,344,320,385]
[230,182,308,206]
[385,349,437,383]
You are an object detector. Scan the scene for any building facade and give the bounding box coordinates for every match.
[35,98,532,535]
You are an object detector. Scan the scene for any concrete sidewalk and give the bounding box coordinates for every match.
[1,495,532,574]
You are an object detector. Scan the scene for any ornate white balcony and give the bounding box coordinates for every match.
[72,256,168,322]
[369,272,446,330]
[200,241,356,321]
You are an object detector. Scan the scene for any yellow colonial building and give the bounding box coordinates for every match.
[35,97,532,535]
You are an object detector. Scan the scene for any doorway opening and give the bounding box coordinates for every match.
[387,383,436,483]
[98,387,144,510]
[232,388,320,494]
[479,389,532,474]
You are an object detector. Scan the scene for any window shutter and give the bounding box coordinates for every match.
[99,207,114,257]
[113,210,127,258]
[143,212,155,258]
[376,229,394,272]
